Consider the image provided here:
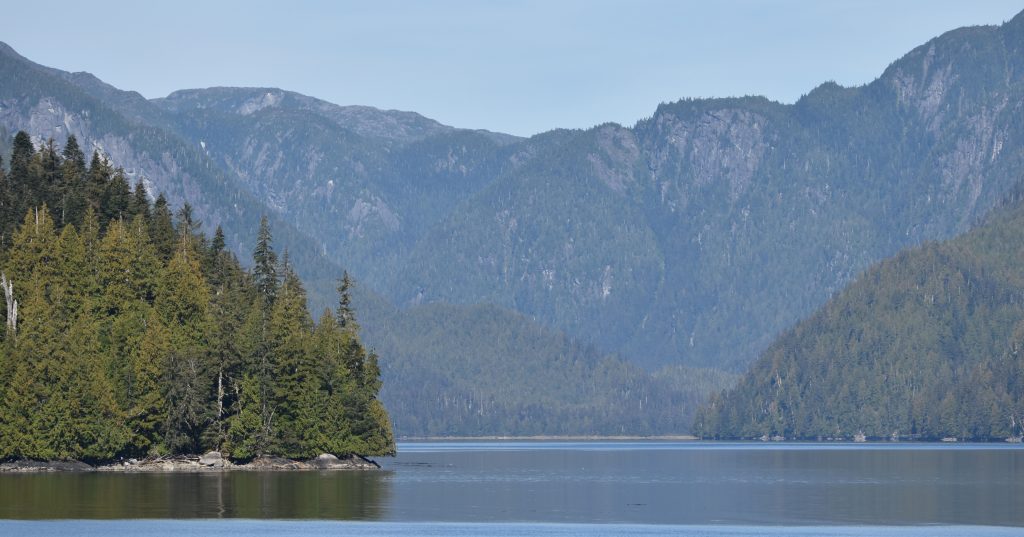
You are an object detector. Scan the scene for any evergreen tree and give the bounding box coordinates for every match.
[85,151,111,216]
[156,238,213,453]
[60,136,87,227]
[127,308,170,455]
[0,154,8,249]
[129,181,151,220]
[253,216,278,305]
[337,271,356,330]
[102,169,131,223]
[149,194,177,263]
[38,139,63,222]
[7,133,37,240]
[268,264,314,456]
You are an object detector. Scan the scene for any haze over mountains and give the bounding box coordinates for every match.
[3,10,1024,436]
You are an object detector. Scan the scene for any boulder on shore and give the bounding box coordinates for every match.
[307,453,380,470]
[199,451,224,467]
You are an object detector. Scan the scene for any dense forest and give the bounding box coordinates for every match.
[370,302,737,436]
[0,131,394,462]
[695,198,1024,441]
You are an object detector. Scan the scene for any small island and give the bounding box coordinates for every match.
[0,132,394,470]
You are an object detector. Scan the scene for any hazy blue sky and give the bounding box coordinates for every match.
[4,1,1021,136]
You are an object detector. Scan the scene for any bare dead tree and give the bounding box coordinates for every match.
[1,273,16,338]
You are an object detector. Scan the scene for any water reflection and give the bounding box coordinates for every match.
[0,470,392,519]
[0,443,1021,525]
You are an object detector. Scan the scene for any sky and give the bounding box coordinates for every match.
[3,1,1022,137]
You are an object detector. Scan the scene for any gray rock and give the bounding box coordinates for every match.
[307,453,380,470]
[199,451,224,467]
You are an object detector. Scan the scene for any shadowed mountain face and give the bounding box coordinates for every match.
[2,10,1024,434]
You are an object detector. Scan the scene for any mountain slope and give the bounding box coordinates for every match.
[391,12,1024,369]
[136,12,1024,374]
[696,197,1024,441]
[0,45,716,437]
[0,41,346,311]
[366,303,735,436]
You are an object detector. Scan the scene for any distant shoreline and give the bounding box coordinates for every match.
[397,435,1024,443]
[398,435,700,441]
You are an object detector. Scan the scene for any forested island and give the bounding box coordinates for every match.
[0,131,394,466]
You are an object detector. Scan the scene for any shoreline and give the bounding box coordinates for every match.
[0,453,380,473]
[398,435,700,441]
[397,435,1024,443]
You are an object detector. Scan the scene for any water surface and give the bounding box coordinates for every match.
[0,441,1020,528]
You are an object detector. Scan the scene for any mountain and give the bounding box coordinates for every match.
[695,194,1024,441]
[4,9,1024,435]
[0,41,344,308]
[0,43,711,437]
[134,12,1024,374]
[390,13,1024,370]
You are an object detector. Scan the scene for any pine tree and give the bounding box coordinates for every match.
[129,181,151,220]
[8,132,37,229]
[60,136,87,227]
[253,216,278,305]
[59,301,129,462]
[337,271,357,330]
[102,169,132,223]
[0,154,9,250]
[85,151,111,217]
[157,238,213,453]
[226,373,276,459]
[149,194,177,262]
[122,308,170,455]
[11,278,59,460]
[311,310,356,454]
[268,264,313,456]
[38,139,63,223]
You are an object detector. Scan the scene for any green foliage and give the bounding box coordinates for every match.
[0,132,394,461]
[367,302,737,437]
[698,202,1024,441]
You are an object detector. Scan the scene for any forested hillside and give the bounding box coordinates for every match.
[0,132,394,461]
[696,197,1024,441]
[142,12,1024,373]
[3,10,1024,437]
[369,303,735,436]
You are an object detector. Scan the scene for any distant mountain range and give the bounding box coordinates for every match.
[3,9,1024,435]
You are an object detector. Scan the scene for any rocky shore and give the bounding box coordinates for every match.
[0,452,379,473]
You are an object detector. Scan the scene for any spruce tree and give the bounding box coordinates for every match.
[8,132,37,225]
[85,151,111,216]
[268,263,313,456]
[127,308,170,455]
[337,271,356,330]
[311,310,356,454]
[0,154,9,249]
[60,136,87,227]
[149,194,177,262]
[156,237,213,453]
[102,169,131,223]
[129,181,151,220]
[38,139,63,223]
[253,216,278,305]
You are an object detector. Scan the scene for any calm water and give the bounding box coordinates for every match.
[0,441,1021,535]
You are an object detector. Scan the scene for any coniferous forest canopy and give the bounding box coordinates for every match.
[696,195,1024,442]
[0,131,394,462]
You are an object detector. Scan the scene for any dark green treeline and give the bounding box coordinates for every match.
[0,131,394,462]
